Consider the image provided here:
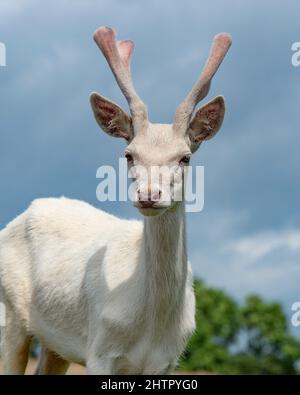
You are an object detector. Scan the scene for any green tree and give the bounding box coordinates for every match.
[180,279,240,373]
[179,279,300,374]
[232,295,300,374]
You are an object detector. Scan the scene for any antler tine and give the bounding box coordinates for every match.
[93,26,148,130]
[174,32,232,130]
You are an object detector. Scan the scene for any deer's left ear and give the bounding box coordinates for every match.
[188,96,225,151]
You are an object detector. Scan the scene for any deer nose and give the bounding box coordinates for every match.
[137,187,161,208]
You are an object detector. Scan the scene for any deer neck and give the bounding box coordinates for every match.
[142,201,188,311]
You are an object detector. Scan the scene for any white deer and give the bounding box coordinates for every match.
[0,27,231,375]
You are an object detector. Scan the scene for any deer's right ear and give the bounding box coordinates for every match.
[90,92,134,141]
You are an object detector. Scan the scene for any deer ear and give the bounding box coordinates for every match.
[90,92,133,141]
[188,96,225,151]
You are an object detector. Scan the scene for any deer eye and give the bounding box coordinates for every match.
[180,155,191,165]
[125,152,133,163]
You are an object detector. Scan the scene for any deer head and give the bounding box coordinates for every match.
[91,27,231,216]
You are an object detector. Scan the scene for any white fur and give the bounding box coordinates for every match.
[0,196,195,374]
[0,99,225,375]
[0,25,230,375]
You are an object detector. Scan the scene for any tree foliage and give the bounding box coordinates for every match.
[179,279,300,374]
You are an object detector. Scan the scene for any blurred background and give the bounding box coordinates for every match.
[1,0,300,374]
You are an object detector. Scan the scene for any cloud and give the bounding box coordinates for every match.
[190,223,300,315]
[0,0,31,16]
[1,0,300,332]
[227,230,300,264]
[16,45,82,92]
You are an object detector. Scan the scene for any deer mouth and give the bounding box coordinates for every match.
[134,204,168,217]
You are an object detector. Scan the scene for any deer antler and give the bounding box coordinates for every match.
[93,26,148,131]
[174,32,232,131]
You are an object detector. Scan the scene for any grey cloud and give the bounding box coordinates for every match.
[1,0,300,328]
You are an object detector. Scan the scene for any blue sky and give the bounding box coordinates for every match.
[0,0,300,333]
